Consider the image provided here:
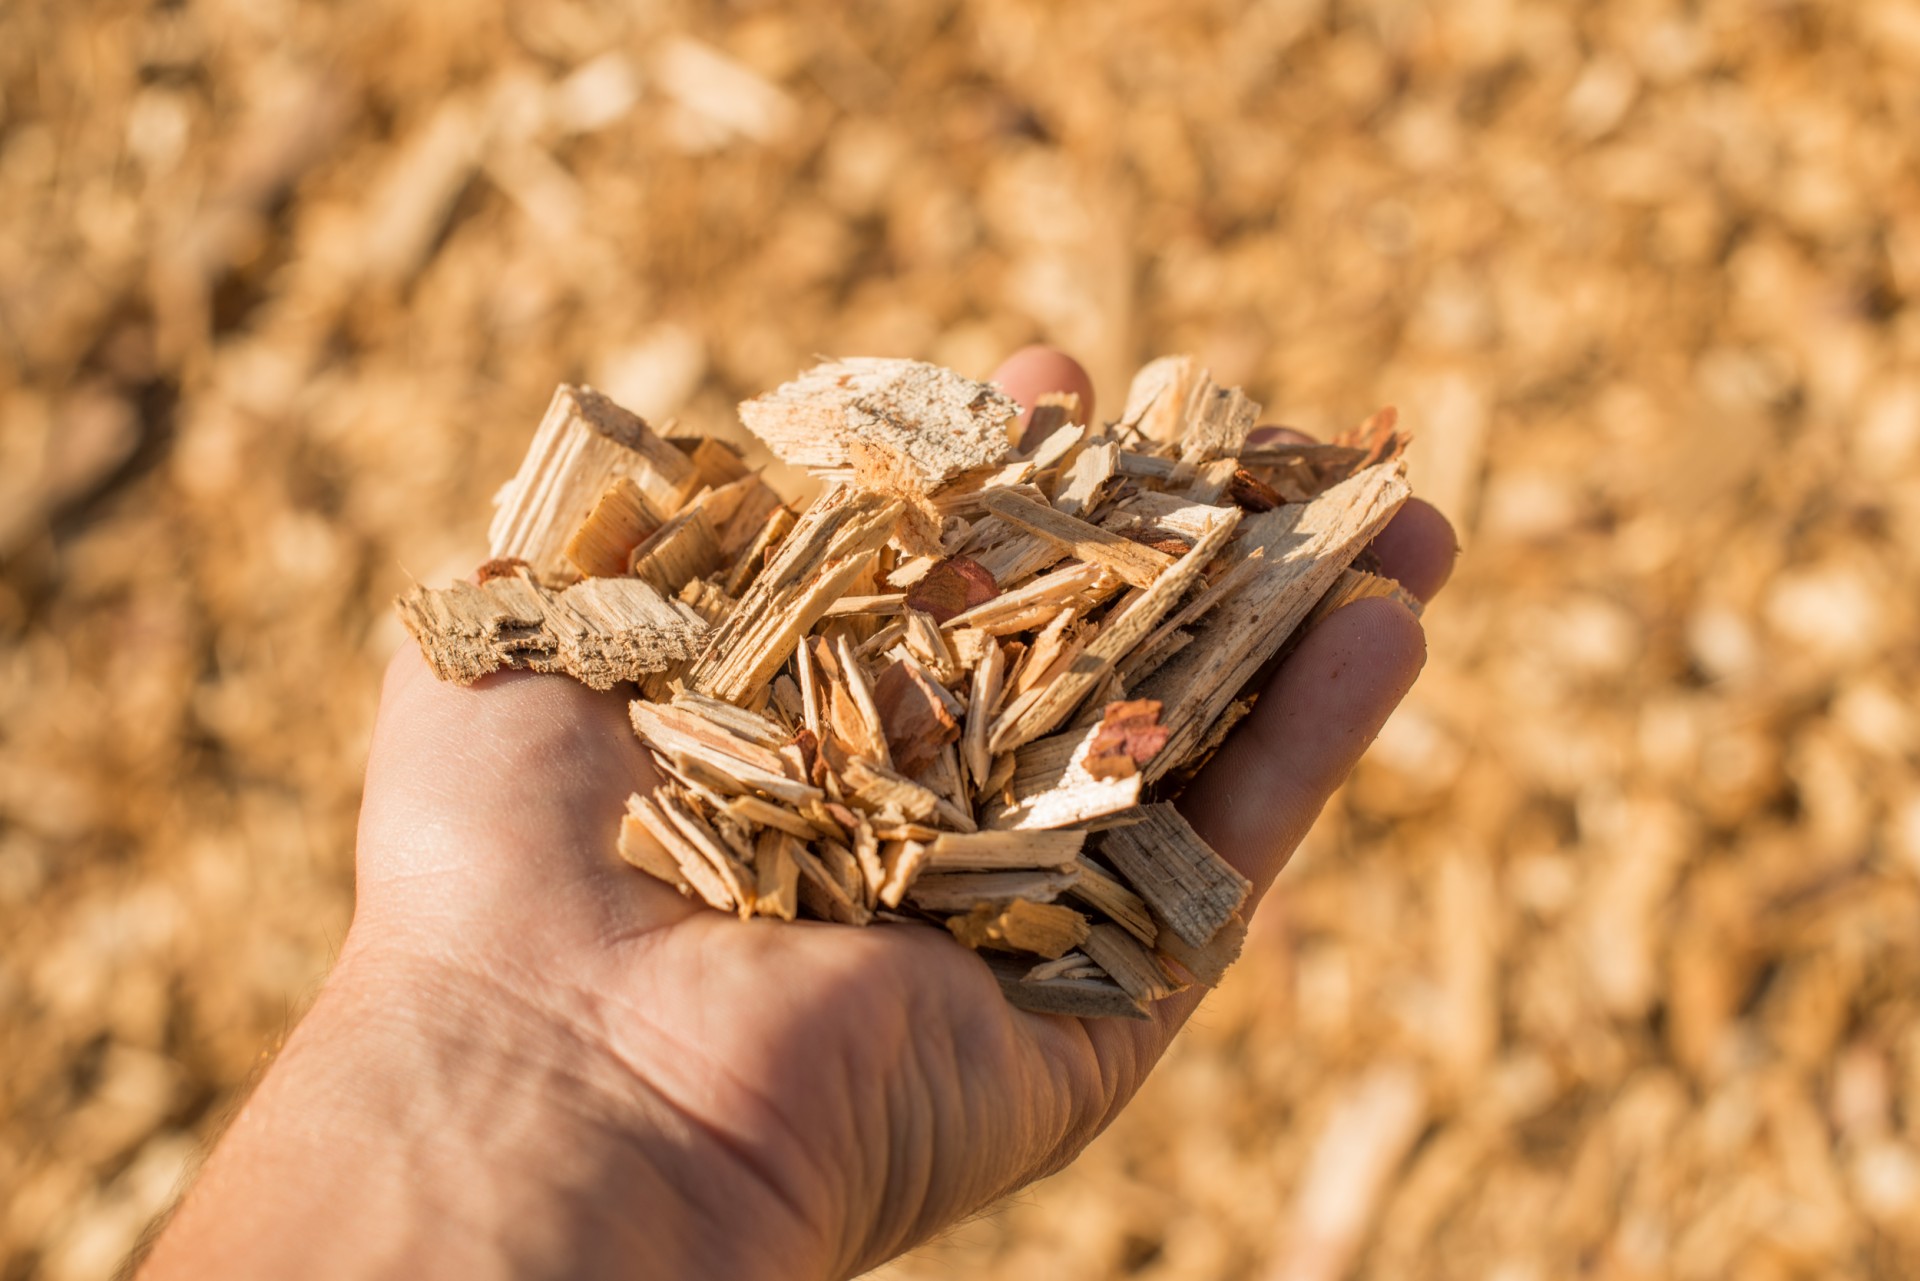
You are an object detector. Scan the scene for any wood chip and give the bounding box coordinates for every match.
[981,488,1177,590]
[946,898,1091,958]
[739,357,1018,487]
[395,567,708,689]
[564,476,659,578]
[1133,462,1409,779]
[923,829,1085,870]
[1081,922,1185,1002]
[685,485,903,704]
[905,554,999,623]
[986,955,1149,1021]
[489,384,690,580]
[1097,804,1250,949]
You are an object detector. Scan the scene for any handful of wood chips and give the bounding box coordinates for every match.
[397,355,1414,1019]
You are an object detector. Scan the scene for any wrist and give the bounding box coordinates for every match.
[146,933,828,1281]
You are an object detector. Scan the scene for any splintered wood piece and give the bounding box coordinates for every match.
[1051,441,1118,518]
[1081,923,1185,1002]
[987,723,1145,830]
[1084,699,1171,781]
[872,659,961,777]
[669,689,789,747]
[628,507,722,595]
[619,800,689,894]
[1025,953,1103,982]
[1305,566,1426,625]
[628,794,735,912]
[656,793,754,918]
[396,569,707,690]
[676,577,735,626]
[986,956,1149,1021]
[981,488,1176,590]
[841,757,975,831]
[677,436,752,492]
[1115,354,1259,462]
[738,358,1019,487]
[723,505,797,597]
[1133,462,1410,779]
[1068,855,1159,945]
[878,839,929,908]
[489,384,692,580]
[946,898,1091,958]
[964,638,1006,789]
[1097,804,1250,949]
[832,634,893,769]
[725,794,817,840]
[791,839,870,925]
[987,507,1241,754]
[826,593,907,617]
[923,830,1085,870]
[1016,389,1085,451]
[1115,548,1268,685]
[752,829,800,921]
[1154,910,1246,987]
[941,560,1114,631]
[906,868,1081,913]
[565,476,658,578]
[686,486,904,704]
[1178,385,1260,465]
[629,702,821,805]
[905,554,998,624]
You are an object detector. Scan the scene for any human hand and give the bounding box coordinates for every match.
[141,347,1457,1281]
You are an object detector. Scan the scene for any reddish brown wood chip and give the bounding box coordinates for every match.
[1118,526,1194,556]
[1227,466,1283,513]
[1084,699,1171,780]
[872,660,962,776]
[905,554,999,623]
[474,556,532,583]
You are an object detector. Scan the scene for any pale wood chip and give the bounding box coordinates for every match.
[488,384,691,580]
[1068,855,1159,945]
[618,801,689,894]
[923,830,1085,870]
[687,485,904,704]
[723,504,797,597]
[1051,441,1119,518]
[986,722,1145,830]
[739,357,1018,487]
[1132,461,1409,779]
[628,507,721,595]
[396,568,707,689]
[946,898,1091,958]
[751,829,800,921]
[1082,922,1186,1002]
[877,839,930,909]
[981,488,1176,589]
[906,868,1081,913]
[1096,803,1250,949]
[564,476,659,578]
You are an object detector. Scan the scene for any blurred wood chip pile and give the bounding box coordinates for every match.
[398,356,1411,1017]
[3,0,1918,1278]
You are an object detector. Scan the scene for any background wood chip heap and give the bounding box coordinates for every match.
[398,355,1412,1017]
[7,2,1920,1278]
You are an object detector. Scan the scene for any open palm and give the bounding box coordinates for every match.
[145,348,1453,1281]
